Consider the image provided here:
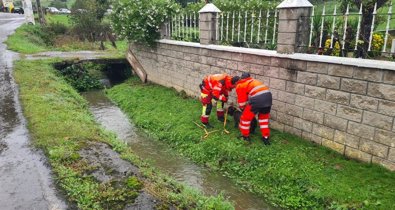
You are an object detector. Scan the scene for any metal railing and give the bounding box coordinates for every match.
[305,3,395,58]
[216,10,278,49]
[163,12,200,43]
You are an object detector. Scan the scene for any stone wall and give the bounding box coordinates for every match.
[129,40,395,171]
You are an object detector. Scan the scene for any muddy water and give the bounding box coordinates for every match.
[82,90,275,210]
[0,13,67,209]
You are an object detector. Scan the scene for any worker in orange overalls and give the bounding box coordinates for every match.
[199,74,240,127]
[235,72,272,145]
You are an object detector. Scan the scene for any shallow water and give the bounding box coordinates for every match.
[82,90,276,210]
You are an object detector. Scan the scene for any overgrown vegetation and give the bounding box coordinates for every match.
[111,0,180,46]
[107,77,395,210]
[57,62,104,91]
[14,59,234,210]
[6,14,127,54]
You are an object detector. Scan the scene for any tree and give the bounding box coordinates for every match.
[36,0,46,25]
[341,0,390,57]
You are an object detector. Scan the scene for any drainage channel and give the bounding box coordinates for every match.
[81,90,276,210]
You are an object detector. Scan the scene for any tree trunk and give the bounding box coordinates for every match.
[35,0,46,25]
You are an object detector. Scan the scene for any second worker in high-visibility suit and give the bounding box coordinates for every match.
[199,73,240,127]
[235,73,272,145]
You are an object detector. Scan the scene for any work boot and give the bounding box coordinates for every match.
[262,137,271,145]
[203,122,213,129]
[240,136,251,143]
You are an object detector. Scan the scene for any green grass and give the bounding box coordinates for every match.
[6,21,127,55]
[46,14,72,26]
[107,77,395,210]
[5,24,52,54]
[13,59,234,210]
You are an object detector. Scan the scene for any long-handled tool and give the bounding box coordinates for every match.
[223,106,230,134]
[193,121,219,139]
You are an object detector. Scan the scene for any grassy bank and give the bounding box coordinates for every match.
[14,59,233,210]
[6,14,127,56]
[107,78,395,210]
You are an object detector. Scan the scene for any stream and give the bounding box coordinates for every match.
[81,90,275,210]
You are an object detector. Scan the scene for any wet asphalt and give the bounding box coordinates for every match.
[0,13,67,209]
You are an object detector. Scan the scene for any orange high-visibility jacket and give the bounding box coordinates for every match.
[236,77,270,108]
[202,74,232,101]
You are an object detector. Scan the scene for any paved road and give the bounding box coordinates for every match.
[0,13,67,210]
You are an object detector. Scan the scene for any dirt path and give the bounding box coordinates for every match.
[0,13,67,209]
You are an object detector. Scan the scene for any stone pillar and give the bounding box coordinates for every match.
[199,3,221,45]
[276,0,313,54]
[391,39,395,55]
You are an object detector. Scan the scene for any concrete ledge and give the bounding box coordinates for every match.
[158,39,395,71]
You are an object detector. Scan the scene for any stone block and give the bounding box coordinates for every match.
[303,109,324,124]
[368,83,395,101]
[350,95,378,112]
[324,114,348,131]
[270,78,287,91]
[278,68,297,81]
[256,57,271,65]
[326,90,350,105]
[347,121,375,140]
[305,85,326,100]
[285,125,302,137]
[264,66,280,78]
[278,91,296,104]
[302,132,322,144]
[271,110,277,121]
[336,105,362,122]
[226,60,238,70]
[372,157,395,171]
[286,81,305,95]
[317,75,340,89]
[375,129,395,147]
[243,54,260,64]
[289,60,307,71]
[322,139,345,154]
[297,72,317,85]
[237,62,251,72]
[215,58,227,68]
[312,124,335,140]
[285,104,303,118]
[341,79,368,94]
[277,44,294,54]
[278,19,298,33]
[334,130,359,148]
[294,117,313,132]
[345,147,372,163]
[250,64,266,75]
[295,95,315,108]
[277,32,296,45]
[389,148,395,162]
[272,100,286,112]
[362,111,393,130]
[270,120,285,131]
[353,67,383,82]
[314,99,337,115]
[378,100,395,116]
[277,112,294,126]
[383,70,395,85]
[230,52,243,61]
[328,65,354,77]
[306,62,329,74]
[360,139,389,158]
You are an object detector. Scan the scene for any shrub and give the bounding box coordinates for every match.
[111,0,180,46]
